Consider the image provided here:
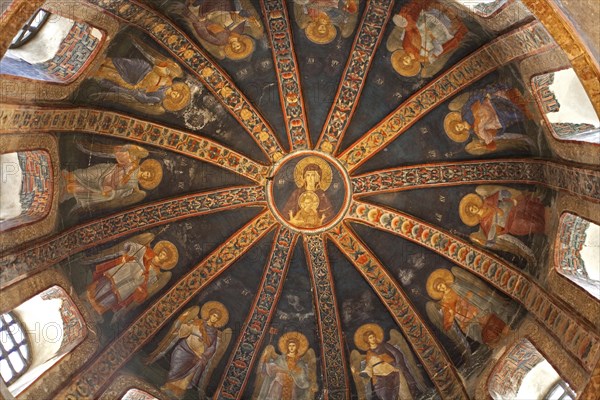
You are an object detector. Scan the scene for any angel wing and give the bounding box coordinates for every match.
[388,330,428,394]
[451,266,520,323]
[109,270,171,325]
[145,306,200,364]
[74,187,147,213]
[74,140,120,159]
[465,137,532,155]
[470,231,536,266]
[474,184,522,199]
[448,92,470,111]
[425,301,471,360]
[350,349,370,400]
[421,52,453,78]
[238,0,264,39]
[198,327,233,399]
[89,91,167,116]
[251,344,278,400]
[293,3,312,29]
[81,232,155,265]
[130,36,181,76]
[386,21,405,52]
[301,348,318,398]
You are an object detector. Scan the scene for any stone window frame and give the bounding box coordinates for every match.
[98,374,165,400]
[0,269,98,400]
[0,0,120,102]
[0,311,31,386]
[0,134,59,255]
[477,317,589,399]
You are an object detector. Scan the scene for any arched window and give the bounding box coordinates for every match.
[531,68,600,143]
[8,9,49,49]
[0,9,103,83]
[0,286,87,396]
[121,388,159,400]
[544,380,576,400]
[0,312,30,386]
[489,339,576,400]
[0,150,53,232]
[555,213,600,299]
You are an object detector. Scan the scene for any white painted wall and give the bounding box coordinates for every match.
[5,13,74,64]
[515,360,561,399]
[546,68,600,127]
[0,152,23,221]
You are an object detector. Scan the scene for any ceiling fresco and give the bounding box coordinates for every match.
[1,0,600,399]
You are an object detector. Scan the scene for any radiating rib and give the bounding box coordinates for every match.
[84,0,285,162]
[338,21,556,172]
[0,106,269,183]
[216,227,298,399]
[261,0,311,151]
[0,186,266,288]
[348,200,600,371]
[328,223,469,400]
[316,0,395,154]
[304,235,349,399]
[56,211,278,399]
[352,159,600,202]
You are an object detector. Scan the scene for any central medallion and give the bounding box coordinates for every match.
[267,151,352,234]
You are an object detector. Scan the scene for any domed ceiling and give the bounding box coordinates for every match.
[1,0,600,399]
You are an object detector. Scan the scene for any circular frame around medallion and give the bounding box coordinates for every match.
[266,151,352,234]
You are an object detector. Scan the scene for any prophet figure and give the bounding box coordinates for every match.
[444,83,534,155]
[175,0,264,60]
[60,142,163,212]
[293,0,359,45]
[425,268,517,354]
[459,185,547,263]
[387,0,468,78]
[91,35,191,114]
[282,156,334,228]
[83,233,178,323]
[146,301,232,398]
[350,324,427,400]
[253,331,317,399]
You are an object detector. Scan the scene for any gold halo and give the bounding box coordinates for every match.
[138,159,163,190]
[163,82,191,112]
[305,17,336,45]
[224,34,255,61]
[459,193,484,227]
[354,323,384,351]
[152,240,179,270]
[293,156,332,191]
[444,112,470,143]
[426,268,455,300]
[200,301,229,328]
[391,49,421,77]
[278,331,309,357]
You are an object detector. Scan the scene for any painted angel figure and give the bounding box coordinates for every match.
[386,0,468,78]
[425,268,518,355]
[146,302,232,398]
[293,0,359,45]
[350,324,427,400]
[91,35,191,115]
[60,142,163,212]
[169,0,264,61]
[83,233,178,324]
[443,82,535,155]
[252,331,318,399]
[459,185,547,263]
